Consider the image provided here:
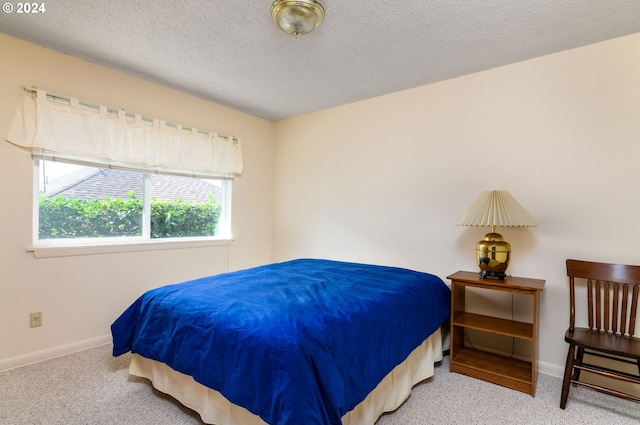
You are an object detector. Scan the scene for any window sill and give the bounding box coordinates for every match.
[27,238,233,258]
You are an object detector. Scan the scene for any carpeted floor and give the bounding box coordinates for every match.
[1,344,639,425]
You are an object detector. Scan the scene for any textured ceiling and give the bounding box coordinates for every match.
[1,1,640,121]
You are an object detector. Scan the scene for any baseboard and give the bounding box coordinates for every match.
[0,334,112,372]
[538,360,565,379]
[1,333,568,379]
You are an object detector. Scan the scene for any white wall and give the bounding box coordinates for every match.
[0,34,274,369]
[2,30,639,379]
[272,33,640,377]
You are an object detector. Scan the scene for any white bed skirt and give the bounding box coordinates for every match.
[129,328,443,425]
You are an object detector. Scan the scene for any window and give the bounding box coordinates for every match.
[34,159,231,246]
[7,88,241,252]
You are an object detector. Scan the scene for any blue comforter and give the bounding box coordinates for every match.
[111,259,450,425]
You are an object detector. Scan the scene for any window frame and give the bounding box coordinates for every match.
[31,159,233,257]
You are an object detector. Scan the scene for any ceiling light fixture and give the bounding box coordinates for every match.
[270,0,325,38]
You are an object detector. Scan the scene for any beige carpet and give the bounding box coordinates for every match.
[1,344,638,425]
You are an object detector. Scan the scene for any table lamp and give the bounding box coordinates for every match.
[456,190,537,280]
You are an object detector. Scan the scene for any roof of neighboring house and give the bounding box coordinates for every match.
[44,168,221,204]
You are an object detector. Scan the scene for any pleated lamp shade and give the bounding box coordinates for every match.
[456,190,536,280]
[455,190,537,228]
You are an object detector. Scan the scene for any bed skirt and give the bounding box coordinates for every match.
[128,328,443,425]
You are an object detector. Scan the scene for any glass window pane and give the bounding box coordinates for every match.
[149,174,222,238]
[38,161,143,239]
[35,160,229,244]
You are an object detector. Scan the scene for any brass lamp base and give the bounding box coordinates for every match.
[476,232,511,280]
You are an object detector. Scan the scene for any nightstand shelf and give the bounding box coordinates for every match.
[452,312,533,339]
[452,347,533,394]
[448,271,545,396]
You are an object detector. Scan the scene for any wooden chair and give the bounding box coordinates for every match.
[560,259,640,408]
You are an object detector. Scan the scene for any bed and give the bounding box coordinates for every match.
[111,258,450,425]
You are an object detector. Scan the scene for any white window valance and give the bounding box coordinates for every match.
[5,88,243,179]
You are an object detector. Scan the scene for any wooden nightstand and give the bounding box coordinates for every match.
[448,271,545,396]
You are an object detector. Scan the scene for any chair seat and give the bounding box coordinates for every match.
[565,327,640,359]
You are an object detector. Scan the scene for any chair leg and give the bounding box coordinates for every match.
[560,344,576,409]
[571,346,585,386]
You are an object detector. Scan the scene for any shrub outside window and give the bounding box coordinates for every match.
[34,160,231,245]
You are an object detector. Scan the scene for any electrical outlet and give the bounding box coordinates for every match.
[30,312,42,328]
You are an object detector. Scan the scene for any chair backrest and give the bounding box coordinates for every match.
[566,259,640,336]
